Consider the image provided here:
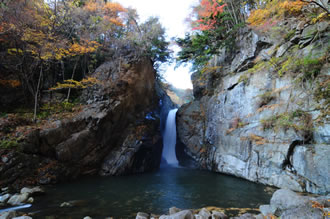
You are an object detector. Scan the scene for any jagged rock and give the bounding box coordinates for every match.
[0,58,173,188]
[275,42,292,57]
[0,211,16,219]
[136,212,149,219]
[177,25,330,193]
[7,193,29,206]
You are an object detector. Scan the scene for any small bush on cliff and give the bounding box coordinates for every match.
[261,109,313,140]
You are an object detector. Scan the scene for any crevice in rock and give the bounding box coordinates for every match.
[281,140,304,170]
[227,82,238,91]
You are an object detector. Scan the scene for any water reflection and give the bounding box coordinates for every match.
[22,167,271,218]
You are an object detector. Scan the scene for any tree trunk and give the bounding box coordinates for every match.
[66,58,79,101]
[33,65,43,122]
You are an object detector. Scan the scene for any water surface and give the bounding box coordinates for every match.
[24,167,272,218]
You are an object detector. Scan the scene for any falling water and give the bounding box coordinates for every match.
[162,109,179,165]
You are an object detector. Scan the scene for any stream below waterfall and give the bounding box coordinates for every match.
[18,167,272,219]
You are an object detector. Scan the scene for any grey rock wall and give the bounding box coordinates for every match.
[177,21,330,194]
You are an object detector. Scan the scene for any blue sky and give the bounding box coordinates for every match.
[116,0,199,89]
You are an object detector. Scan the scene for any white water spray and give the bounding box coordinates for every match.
[162,109,179,165]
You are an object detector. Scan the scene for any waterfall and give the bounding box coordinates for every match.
[162,109,179,165]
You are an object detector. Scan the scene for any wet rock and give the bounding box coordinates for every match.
[0,211,16,219]
[136,212,149,219]
[0,194,11,203]
[7,193,29,206]
[26,197,33,204]
[169,207,182,215]
[83,217,92,219]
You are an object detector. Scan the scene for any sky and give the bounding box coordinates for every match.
[116,0,199,89]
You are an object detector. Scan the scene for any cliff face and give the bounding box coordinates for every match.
[0,58,173,188]
[177,21,329,194]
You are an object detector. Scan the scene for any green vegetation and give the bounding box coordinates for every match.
[0,137,21,149]
[258,91,276,107]
[261,109,313,139]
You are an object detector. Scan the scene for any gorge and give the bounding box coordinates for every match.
[0,0,329,218]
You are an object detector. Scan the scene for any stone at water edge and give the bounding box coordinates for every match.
[20,186,45,196]
[0,194,11,203]
[211,210,228,219]
[159,210,194,219]
[230,213,256,219]
[136,212,149,219]
[198,208,212,218]
[169,207,182,215]
[0,211,16,219]
[7,193,29,206]
[269,189,309,215]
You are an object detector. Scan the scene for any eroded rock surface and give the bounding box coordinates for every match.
[177,21,330,194]
[0,59,173,188]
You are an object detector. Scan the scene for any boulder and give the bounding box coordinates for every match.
[270,189,309,215]
[20,186,44,196]
[7,193,29,206]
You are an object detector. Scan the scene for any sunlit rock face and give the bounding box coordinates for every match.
[0,58,174,188]
[177,21,330,194]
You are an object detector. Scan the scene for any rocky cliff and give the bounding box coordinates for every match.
[0,58,174,188]
[177,20,329,194]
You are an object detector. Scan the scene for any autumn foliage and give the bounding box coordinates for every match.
[247,0,308,28]
[192,0,227,31]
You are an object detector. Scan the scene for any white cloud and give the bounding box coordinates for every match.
[116,0,198,89]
